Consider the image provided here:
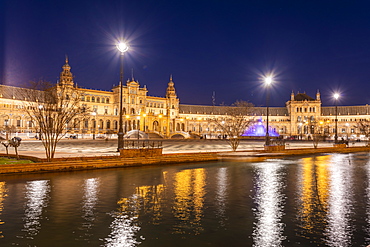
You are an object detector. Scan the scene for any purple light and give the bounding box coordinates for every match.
[242,118,279,137]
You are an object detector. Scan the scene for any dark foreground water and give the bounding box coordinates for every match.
[1,153,370,246]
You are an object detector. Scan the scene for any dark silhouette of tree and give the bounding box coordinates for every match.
[212,100,254,151]
[20,81,90,161]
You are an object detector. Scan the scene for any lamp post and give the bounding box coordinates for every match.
[158,114,163,134]
[264,76,273,146]
[117,42,129,151]
[91,112,96,140]
[137,116,140,141]
[143,113,147,133]
[333,93,340,143]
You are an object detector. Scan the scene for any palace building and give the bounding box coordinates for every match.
[0,58,369,140]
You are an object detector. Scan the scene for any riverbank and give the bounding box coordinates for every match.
[1,145,370,174]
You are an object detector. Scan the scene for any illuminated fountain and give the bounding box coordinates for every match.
[241,118,279,138]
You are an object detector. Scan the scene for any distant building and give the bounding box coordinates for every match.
[0,58,368,140]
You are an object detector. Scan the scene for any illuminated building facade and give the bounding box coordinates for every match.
[0,59,369,140]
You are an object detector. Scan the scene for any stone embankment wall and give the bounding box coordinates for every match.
[0,152,219,174]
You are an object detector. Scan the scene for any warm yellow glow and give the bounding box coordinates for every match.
[173,168,206,234]
[298,156,329,236]
[117,42,129,53]
[159,114,163,118]
[143,113,147,117]
[125,115,130,119]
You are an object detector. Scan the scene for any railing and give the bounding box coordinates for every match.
[122,140,163,149]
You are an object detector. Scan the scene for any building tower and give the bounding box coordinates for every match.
[59,56,74,86]
[166,75,179,134]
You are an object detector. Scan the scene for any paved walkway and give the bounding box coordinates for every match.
[1,139,367,159]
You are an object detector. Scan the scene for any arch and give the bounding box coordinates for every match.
[131,108,135,114]
[106,120,111,129]
[153,121,159,132]
[169,131,191,139]
[176,123,180,131]
[99,119,104,129]
[92,96,95,102]
[97,97,100,103]
[113,120,118,130]
[101,98,105,103]
[106,98,110,104]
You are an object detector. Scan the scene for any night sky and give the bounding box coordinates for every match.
[2,0,370,107]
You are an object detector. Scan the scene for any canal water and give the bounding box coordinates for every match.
[1,152,370,246]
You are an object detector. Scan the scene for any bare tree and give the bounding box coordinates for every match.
[212,100,254,151]
[310,120,325,148]
[356,120,370,146]
[20,81,89,161]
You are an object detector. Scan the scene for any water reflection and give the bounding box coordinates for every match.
[297,156,330,240]
[252,161,286,247]
[22,180,50,238]
[366,156,370,244]
[78,178,100,240]
[105,184,165,246]
[136,184,165,224]
[172,168,206,235]
[215,167,228,227]
[0,182,7,239]
[105,194,141,247]
[325,154,354,247]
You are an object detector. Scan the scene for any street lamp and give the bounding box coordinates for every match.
[333,93,340,143]
[264,76,273,146]
[142,113,147,132]
[117,41,129,151]
[91,112,96,140]
[136,116,140,141]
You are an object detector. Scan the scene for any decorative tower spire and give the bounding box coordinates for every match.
[59,56,74,86]
[291,91,294,101]
[166,75,177,98]
[316,90,321,101]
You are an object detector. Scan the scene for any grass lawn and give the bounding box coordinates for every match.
[0,157,33,164]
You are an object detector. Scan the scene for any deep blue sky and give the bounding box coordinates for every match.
[2,0,370,107]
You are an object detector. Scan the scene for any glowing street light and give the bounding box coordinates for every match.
[333,93,340,143]
[264,76,273,146]
[117,41,129,151]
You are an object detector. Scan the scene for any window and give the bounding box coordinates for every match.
[101,98,105,103]
[104,109,108,114]
[97,97,100,103]
[17,120,21,127]
[106,99,109,104]
[92,96,95,102]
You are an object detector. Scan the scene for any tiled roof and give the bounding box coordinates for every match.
[322,105,370,116]
[294,93,315,101]
[179,104,288,116]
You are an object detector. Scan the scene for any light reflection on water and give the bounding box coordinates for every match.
[0,182,7,239]
[215,167,228,227]
[325,154,354,247]
[1,153,370,246]
[172,168,206,235]
[366,155,370,245]
[296,156,330,242]
[252,161,286,247]
[77,178,100,241]
[22,180,50,238]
